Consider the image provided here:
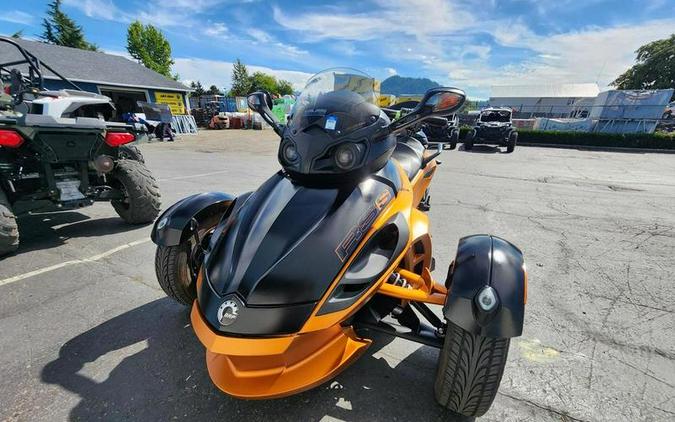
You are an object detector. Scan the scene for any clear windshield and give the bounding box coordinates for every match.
[288,68,379,136]
[480,110,511,122]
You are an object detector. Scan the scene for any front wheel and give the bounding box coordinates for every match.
[448,130,459,150]
[155,242,196,305]
[464,130,475,151]
[111,159,161,224]
[506,131,518,153]
[0,189,19,256]
[434,321,510,417]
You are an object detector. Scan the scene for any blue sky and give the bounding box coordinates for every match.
[1,0,674,98]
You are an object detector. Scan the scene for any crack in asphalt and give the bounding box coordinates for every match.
[498,392,591,422]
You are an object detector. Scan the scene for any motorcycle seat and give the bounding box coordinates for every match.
[392,137,425,180]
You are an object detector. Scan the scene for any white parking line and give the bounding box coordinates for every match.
[0,238,150,287]
[158,170,232,182]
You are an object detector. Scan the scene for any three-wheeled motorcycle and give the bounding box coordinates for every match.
[151,69,527,418]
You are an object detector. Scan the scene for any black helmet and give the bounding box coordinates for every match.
[279,68,395,184]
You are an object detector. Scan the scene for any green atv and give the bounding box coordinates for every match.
[0,37,160,256]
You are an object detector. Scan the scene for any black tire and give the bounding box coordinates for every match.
[434,321,510,417]
[0,189,19,256]
[464,130,475,151]
[111,159,161,224]
[506,131,518,153]
[118,145,145,163]
[449,130,458,150]
[155,242,195,305]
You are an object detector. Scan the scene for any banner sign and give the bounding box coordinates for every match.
[155,91,186,115]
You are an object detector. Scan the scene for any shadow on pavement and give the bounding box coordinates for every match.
[14,211,145,255]
[42,298,473,421]
[460,145,505,154]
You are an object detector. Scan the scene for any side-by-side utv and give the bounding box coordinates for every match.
[0,37,160,256]
[464,107,518,153]
[151,69,527,418]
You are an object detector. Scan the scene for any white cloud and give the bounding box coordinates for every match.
[63,0,199,27]
[205,22,228,38]
[1,10,34,25]
[273,0,474,41]
[247,29,273,43]
[385,67,397,76]
[452,18,675,95]
[174,58,312,92]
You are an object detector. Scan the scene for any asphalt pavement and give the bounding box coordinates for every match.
[1,130,673,421]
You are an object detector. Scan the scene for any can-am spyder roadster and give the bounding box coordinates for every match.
[151,69,527,418]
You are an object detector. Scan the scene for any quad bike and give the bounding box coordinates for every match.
[0,36,160,256]
[423,114,460,150]
[152,69,526,418]
[465,107,518,153]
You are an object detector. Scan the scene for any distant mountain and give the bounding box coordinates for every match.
[380,75,441,96]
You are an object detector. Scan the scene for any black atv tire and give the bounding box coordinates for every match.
[434,321,510,417]
[119,145,145,163]
[448,130,459,150]
[464,130,475,151]
[111,159,161,224]
[155,242,195,306]
[506,131,518,153]
[0,189,19,256]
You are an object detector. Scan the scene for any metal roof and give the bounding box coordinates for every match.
[490,83,600,98]
[0,38,189,92]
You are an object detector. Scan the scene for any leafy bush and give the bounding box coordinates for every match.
[517,129,675,150]
[457,127,675,150]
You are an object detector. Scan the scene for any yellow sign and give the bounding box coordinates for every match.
[155,91,186,115]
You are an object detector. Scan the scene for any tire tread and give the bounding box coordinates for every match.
[434,321,510,417]
[154,244,195,306]
[111,159,161,224]
[0,189,18,256]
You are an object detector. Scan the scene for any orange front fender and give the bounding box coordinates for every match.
[191,304,371,399]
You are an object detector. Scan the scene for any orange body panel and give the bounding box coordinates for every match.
[191,304,370,398]
[191,160,447,399]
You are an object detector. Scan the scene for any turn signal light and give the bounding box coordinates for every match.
[105,132,135,147]
[0,130,24,148]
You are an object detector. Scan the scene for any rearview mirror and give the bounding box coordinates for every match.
[247,91,283,136]
[389,87,466,134]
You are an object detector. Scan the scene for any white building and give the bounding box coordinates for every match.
[489,83,600,118]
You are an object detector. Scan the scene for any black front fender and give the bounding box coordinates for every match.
[443,235,526,338]
[151,192,235,246]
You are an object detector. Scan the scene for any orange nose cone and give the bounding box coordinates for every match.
[190,303,370,399]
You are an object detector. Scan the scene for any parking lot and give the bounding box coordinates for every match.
[1,130,674,422]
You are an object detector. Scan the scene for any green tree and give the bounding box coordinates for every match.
[229,59,251,96]
[612,34,675,91]
[126,21,175,79]
[11,30,24,39]
[41,0,97,51]
[249,72,279,94]
[207,85,223,95]
[189,81,205,98]
[276,79,294,96]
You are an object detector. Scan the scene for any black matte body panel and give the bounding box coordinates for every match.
[443,235,525,338]
[151,192,235,246]
[199,169,399,333]
[198,170,401,335]
[391,138,424,180]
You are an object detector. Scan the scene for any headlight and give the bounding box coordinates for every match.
[281,140,299,163]
[334,143,359,170]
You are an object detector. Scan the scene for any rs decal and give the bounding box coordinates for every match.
[335,190,392,262]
